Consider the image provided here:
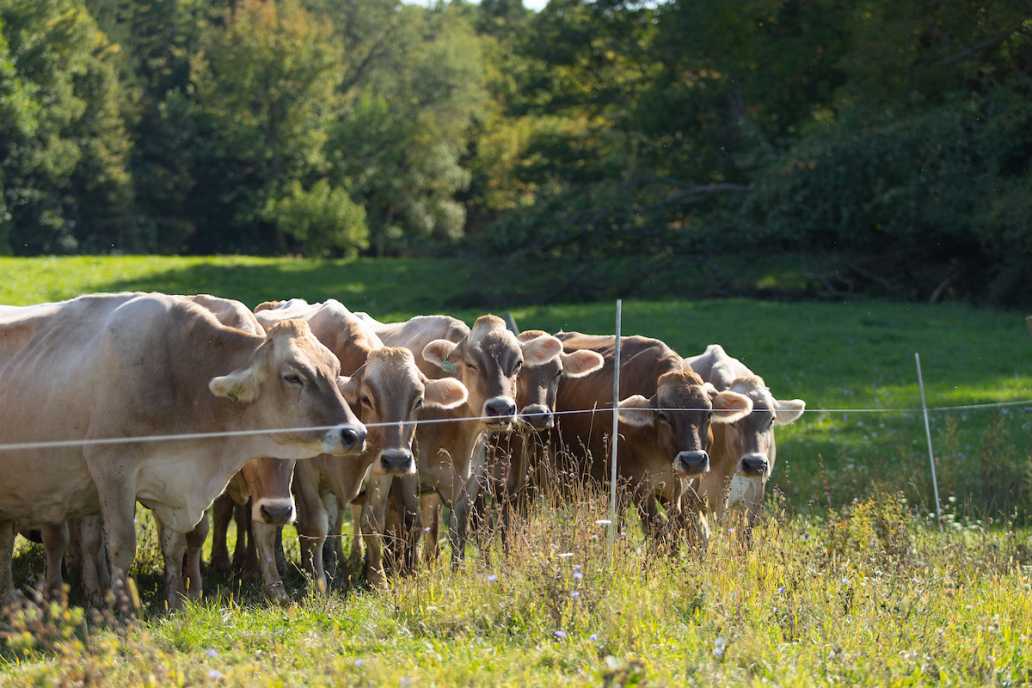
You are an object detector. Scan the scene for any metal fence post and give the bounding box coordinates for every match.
[915,353,942,526]
[609,299,623,545]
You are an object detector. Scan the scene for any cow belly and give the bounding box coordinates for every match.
[136,450,235,532]
[0,451,98,523]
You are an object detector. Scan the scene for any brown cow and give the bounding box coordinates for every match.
[685,345,805,526]
[254,300,468,589]
[478,330,604,550]
[357,313,562,567]
[553,333,753,542]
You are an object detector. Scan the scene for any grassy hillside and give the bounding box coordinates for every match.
[1,256,1030,686]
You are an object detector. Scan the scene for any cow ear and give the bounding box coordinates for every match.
[422,339,459,373]
[337,374,360,406]
[774,398,805,425]
[561,350,604,378]
[617,395,655,428]
[521,334,562,367]
[710,389,752,424]
[210,367,261,404]
[424,377,468,410]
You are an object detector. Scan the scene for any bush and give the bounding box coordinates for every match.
[262,180,368,258]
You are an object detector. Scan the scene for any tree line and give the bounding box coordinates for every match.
[1,1,1030,302]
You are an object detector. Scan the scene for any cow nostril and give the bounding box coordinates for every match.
[340,425,364,449]
[260,504,293,524]
[486,399,517,418]
[675,451,710,474]
[741,455,769,475]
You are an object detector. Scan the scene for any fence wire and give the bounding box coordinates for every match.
[0,398,1027,453]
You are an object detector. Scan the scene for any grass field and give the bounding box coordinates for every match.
[0,256,1030,685]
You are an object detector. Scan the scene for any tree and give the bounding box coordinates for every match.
[0,0,135,254]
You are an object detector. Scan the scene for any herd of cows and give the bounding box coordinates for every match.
[0,293,806,609]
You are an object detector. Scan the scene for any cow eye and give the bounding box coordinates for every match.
[283,373,304,386]
[413,398,423,410]
[512,361,523,376]
[361,396,373,408]
[656,411,669,424]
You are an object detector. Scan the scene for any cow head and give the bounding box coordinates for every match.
[341,347,467,475]
[241,457,296,525]
[515,330,604,431]
[717,375,804,507]
[423,315,551,432]
[617,368,752,478]
[209,320,367,459]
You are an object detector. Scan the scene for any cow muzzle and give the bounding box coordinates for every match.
[483,396,517,430]
[378,448,416,475]
[739,453,769,477]
[322,423,367,456]
[674,450,710,477]
[254,498,295,525]
[520,404,553,431]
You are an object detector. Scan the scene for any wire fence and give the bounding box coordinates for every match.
[0,398,1027,453]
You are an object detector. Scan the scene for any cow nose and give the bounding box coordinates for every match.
[740,453,769,476]
[336,424,365,451]
[380,449,414,474]
[258,501,294,525]
[520,404,553,430]
[674,450,710,476]
[484,397,517,422]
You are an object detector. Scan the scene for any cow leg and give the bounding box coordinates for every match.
[419,494,441,566]
[448,462,486,568]
[274,526,287,576]
[360,474,394,589]
[94,479,138,608]
[293,465,328,592]
[156,518,188,611]
[230,501,252,575]
[251,522,287,600]
[347,502,364,575]
[41,523,69,598]
[0,520,15,603]
[184,511,208,601]
[210,494,234,574]
[79,516,109,606]
[321,491,341,582]
[399,474,423,575]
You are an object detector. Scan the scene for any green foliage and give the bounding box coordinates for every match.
[261,180,368,257]
[0,0,135,254]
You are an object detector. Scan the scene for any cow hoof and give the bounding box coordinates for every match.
[264,584,289,604]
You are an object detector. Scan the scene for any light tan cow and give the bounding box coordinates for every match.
[0,293,366,608]
[37,295,304,603]
[254,300,468,588]
[554,333,753,543]
[685,345,805,526]
[357,313,563,567]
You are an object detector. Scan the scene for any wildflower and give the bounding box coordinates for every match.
[206,648,218,658]
[573,571,583,582]
[207,669,223,680]
[777,586,785,595]
[594,519,612,526]
[571,591,581,599]
[486,574,498,583]
[589,634,599,642]
[558,552,574,559]
[713,637,727,660]
[553,630,567,640]
[354,659,365,668]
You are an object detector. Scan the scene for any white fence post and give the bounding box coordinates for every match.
[914,352,943,526]
[609,299,623,545]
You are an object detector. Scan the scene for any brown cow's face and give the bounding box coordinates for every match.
[618,370,752,478]
[515,331,604,431]
[341,347,467,475]
[423,315,533,432]
[242,457,296,525]
[209,320,367,459]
